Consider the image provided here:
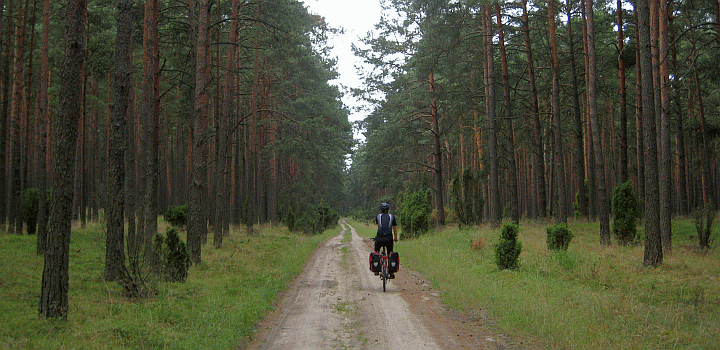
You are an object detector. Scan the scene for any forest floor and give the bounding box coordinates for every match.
[243,220,529,350]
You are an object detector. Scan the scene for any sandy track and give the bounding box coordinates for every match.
[244,221,518,350]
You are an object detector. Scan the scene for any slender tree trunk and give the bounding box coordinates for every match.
[140,0,159,253]
[521,0,547,218]
[0,0,10,231]
[105,0,133,282]
[483,7,500,227]
[637,0,663,266]
[549,0,567,223]
[689,27,713,206]
[567,0,587,218]
[635,23,645,202]
[496,3,519,224]
[669,2,688,215]
[658,0,672,253]
[36,0,50,253]
[618,0,629,183]
[9,0,28,234]
[584,0,610,245]
[188,0,211,263]
[429,71,445,226]
[214,0,240,248]
[39,0,86,318]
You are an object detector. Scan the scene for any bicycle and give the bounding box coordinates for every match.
[370,237,393,292]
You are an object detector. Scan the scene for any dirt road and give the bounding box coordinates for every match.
[244,221,518,350]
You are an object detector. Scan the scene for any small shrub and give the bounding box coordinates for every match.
[495,223,522,270]
[612,181,640,245]
[154,227,191,282]
[692,202,716,249]
[546,222,573,251]
[164,204,188,228]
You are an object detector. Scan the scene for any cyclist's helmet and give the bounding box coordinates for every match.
[380,203,390,213]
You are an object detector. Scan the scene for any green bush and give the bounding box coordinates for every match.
[399,189,432,238]
[21,188,40,235]
[612,180,639,245]
[495,223,522,270]
[164,204,188,228]
[154,227,191,282]
[546,222,573,251]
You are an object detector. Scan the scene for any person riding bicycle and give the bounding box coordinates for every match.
[374,202,398,278]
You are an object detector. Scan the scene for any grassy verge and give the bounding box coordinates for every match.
[351,218,720,349]
[1,222,335,349]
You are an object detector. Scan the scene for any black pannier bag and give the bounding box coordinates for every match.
[369,251,381,272]
[388,251,399,273]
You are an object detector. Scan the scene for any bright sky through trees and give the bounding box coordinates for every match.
[302,0,382,134]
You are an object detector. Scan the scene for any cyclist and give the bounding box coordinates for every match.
[374,202,398,278]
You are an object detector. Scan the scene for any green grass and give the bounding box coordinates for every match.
[352,218,720,349]
[1,222,335,349]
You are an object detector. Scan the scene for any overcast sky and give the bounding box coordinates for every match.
[302,0,383,127]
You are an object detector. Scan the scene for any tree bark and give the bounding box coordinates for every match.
[658,0,672,253]
[637,0,663,266]
[496,3,519,224]
[36,0,50,253]
[521,0,547,218]
[39,0,86,318]
[567,0,587,218]
[429,71,445,226]
[617,0,629,183]
[140,0,160,252]
[584,0,610,245]
[188,0,211,263]
[483,7,500,227]
[549,0,567,223]
[105,0,133,282]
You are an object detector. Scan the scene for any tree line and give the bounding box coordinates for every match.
[1,0,351,318]
[346,0,719,266]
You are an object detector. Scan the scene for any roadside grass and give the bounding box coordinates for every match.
[351,218,720,349]
[0,221,335,349]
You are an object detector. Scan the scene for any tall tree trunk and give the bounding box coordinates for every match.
[36,0,50,253]
[521,0,547,218]
[585,0,610,245]
[39,0,86,318]
[635,23,645,202]
[0,0,10,230]
[496,3,519,224]
[688,20,714,206]
[188,0,211,263]
[637,0,663,266]
[9,0,28,234]
[549,0,567,223]
[669,2,688,215]
[429,71,445,226]
[140,0,159,252]
[214,0,240,248]
[658,0,672,253]
[105,0,133,282]
[617,0,629,183]
[483,7,500,227]
[567,0,587,218]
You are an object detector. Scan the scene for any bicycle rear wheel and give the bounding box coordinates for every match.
[381,263,387,292]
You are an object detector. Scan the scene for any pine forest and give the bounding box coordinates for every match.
[1,0,719,321]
